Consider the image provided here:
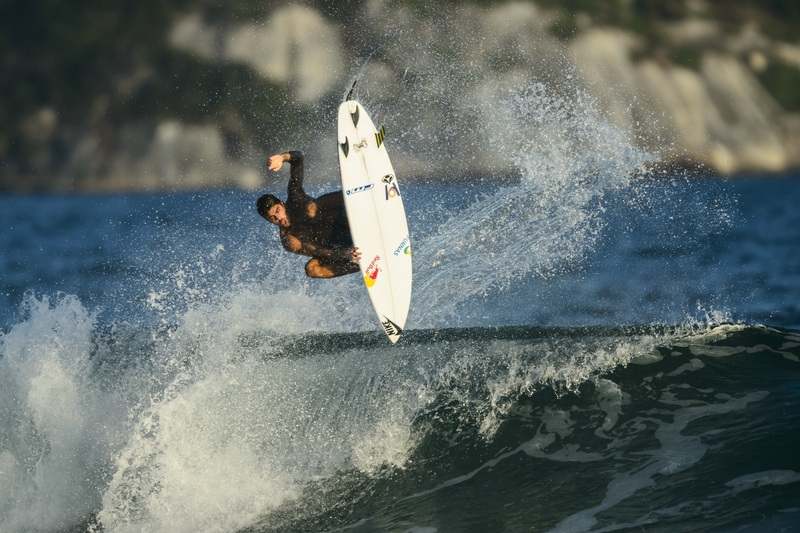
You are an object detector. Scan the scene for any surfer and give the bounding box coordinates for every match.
[257,151,361,278]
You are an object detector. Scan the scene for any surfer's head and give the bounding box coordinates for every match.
[257,194,290,227]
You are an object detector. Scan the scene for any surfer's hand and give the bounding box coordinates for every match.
[268,154,286,172]
[350,247,361,264]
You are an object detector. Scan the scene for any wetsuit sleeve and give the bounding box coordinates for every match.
[280,230,350,260]
[313,190,345,212]
[285,150,308,205]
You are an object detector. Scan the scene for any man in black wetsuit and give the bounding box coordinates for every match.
[256,151,361,278]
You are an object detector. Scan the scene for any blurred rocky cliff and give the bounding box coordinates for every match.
[1,0,799,192]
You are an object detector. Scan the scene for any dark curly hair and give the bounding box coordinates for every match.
[256,194,282,219]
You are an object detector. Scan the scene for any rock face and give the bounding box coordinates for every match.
[569,28,798,173]
[3,1,799,192]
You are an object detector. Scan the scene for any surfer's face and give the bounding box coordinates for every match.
[265,203,290,227]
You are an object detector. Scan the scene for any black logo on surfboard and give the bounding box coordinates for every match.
[382,317,403,337]
[340,137,349,157]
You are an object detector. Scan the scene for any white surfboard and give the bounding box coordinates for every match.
[337,100,412,343]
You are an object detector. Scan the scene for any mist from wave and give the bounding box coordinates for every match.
[0,61,794,532]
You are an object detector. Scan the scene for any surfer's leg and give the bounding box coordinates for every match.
[305,258,359,278]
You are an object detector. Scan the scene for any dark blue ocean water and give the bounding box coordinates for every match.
[2,175,798,332]
[1,173,799,533]
[1,82,800,532]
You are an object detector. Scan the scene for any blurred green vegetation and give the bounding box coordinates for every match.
[0,0,295,161]
[536,0,800,41]
[705,0,800,41]
[672,45,701,69]
[1,0,798,163]
[0,0,178,158]
[759,61,800,112]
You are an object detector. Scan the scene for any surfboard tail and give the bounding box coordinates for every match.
[381,316,403,342]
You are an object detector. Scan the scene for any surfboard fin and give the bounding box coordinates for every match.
[375,125,385,148]
[350,106,360,127]
[340,137,349,157]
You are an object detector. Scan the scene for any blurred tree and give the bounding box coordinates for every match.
[1,0,799,186]
[0,0,293,166]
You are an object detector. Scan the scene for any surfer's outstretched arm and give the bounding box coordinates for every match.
[268,151,307,202]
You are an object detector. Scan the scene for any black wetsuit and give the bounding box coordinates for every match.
[281,151,353,263]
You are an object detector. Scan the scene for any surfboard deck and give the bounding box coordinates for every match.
[337,100,412,343]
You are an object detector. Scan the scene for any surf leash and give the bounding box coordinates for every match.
[343,31,410,103]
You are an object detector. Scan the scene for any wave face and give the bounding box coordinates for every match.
[240,324,800,533]
[1,76,799,532]
[3,310,799,532]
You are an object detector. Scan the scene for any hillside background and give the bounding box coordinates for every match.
[1,0,799,193]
